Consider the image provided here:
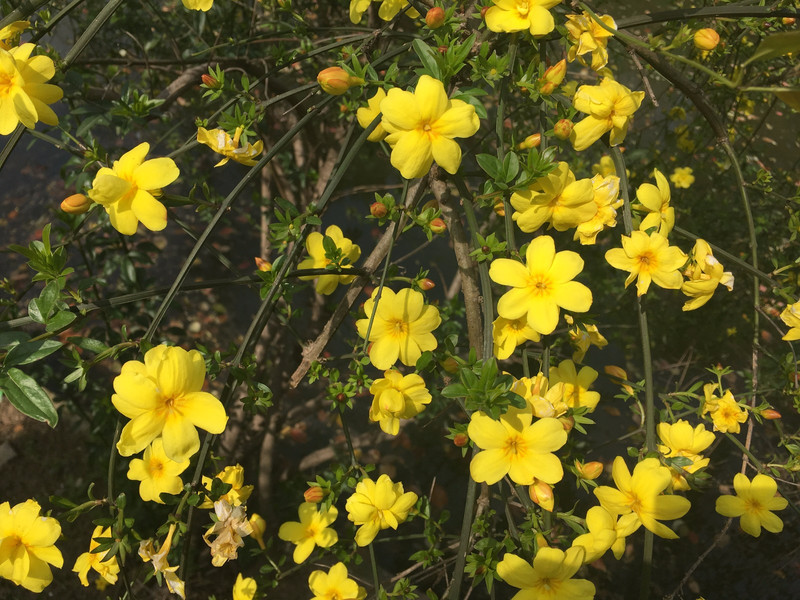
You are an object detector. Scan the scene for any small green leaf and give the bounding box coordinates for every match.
[45,310,77,332]
[412,40,443,80]
[0,368,58,427]
[476,154,502,180]
[4,339,63,367]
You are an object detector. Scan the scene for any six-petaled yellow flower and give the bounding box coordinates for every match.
[549,359,600,412]
[345,474,417,546]
[309,562,367,600]
[127,438,191,503]
[380,75,479,179]
[197,126,263,167]
[715,473,788,537]
[0,499,63,592]
[571,78,645,151]
[703,385,748,433]
[278,502,338,563]
[0,43,63,135]
[497,547,596,600]
[72,526,120,588]
[298,225,361,295]
[485,0,561,36]
[605,230,687,296]
[368,369,431,435]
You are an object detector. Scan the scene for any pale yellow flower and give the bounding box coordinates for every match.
[565,11,617,71]
[139,524,184,598]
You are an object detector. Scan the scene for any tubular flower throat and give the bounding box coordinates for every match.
[72,526,120,588]
[0,43,63,135]
[565,11,617,71]
[496,547,596,600]
[88,142,180,235]
[127,438,191,503]
[297,225,362,295]
[369,369,432,435]
[345,474,418,546]
[356,287,441,370]
[112,345,228,463]
[380,74,479,179]
[490,235,593,336]
[278,503,338,564]
[485,0,562,36]
[570,78,645,151]
[715,473,788,537]
[196,126,263,167]
[605,230,687,296]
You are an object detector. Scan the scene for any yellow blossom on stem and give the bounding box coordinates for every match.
[139,523,184,599]
[510,161,597,233]
[0,43,63,135]
[112,345,228,463]
[605,230,687,296]
[657,420,715,490]
[574,174,621,245]
[127,438,190,503]
[0,21,28,50]
[565,314,608,363]
[248,514,266,550]
[298,225,361,295]
[356,287,441,370]
[490,235,593,335]
[0,499,63,592]
[345,474,417,546]
[88,142,180,235]
[233,573,257,600]
[182,0,213,11]
[72,526,119,588]
[571,506,622,563]
[565,11,617,71]
[512,374,568,419]
[496,547,596,600]
[715,473,788,537]
[492,315,541,360]
[309,562,367,600]
[468,407,567,486]
[368,369,431,435]
[635,168,675,236]
[196,126,264,167]
[356,88,387,142]
[594,456,691,539]
[570,78,645,151]
[485,0,561,36]
[669,166,695,188]
[380,75,479,179]
[278,502,338,563]
[549,359,600,412]
[681,239,734,311]
[200,464,253,508]
[349,0,419,24]
[779,300,800,340]
[704,386,748,433]
[203,499,253,567]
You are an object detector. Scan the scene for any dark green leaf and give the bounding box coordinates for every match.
[45,310,77,332]
[0,368,58,427]
[4,339,63,367]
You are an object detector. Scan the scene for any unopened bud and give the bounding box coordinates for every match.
[480,6,489,19]
[430,218,447,234]
[60,193,91,215]
[425,7,446,29]
[249,513,267,549]
[453,433,469,447]
[693,28,720,51]
[370,202,388,218]
[535,533,549,548]
[437,45,448,54]
[761,408,781,420]
[304,486,325,503]
[528,479,554,512]
[254,257,272,272]
[540,59,567,94]
[559,415,575,432]
[419,278,435,291]
[575,459,604,480]
[441,357,459,374]
[553,119,574,140]
[201,73,219,88]
[517,133,541,150]
[493,200,505,217]
[317,67,363,96]
[782,17,796,25]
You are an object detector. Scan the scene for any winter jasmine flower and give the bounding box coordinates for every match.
[496,547,596,600]
[368,369,431,435]
[298,225,361,295]
[0,499,62,592]
[278,502,338,563]
[681,239,734,311]
[571,78,645,151]
[485,0,561,36]
[715,473,788,537]
[669,166,695,188]
[635,168,674,236]
[196,126,263,167]
[565,11,617,71]
[345,474,417,546]
[309,562,366,600]
[200,464,253,508]
[72,526,119,587]
[127,438,190,503]
[605,230,687,296]
[0,43,62,135]
[492,315,541,360]
[549,359,600,412]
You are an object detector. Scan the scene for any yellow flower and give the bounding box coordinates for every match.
[574,174,622,245]
[779,300,800,341]
[549,359,600,412]
[345,474,417,546]
[0,43,63,135]
[715,473,788,537]
[309,562,367,600]
[657,420,715,491]
[496,547,596,600]
[490,235,593,335]
[0,499,62,592]
[72,526,120,588]
[509,161,597,233]
[139,523,184,598]
[0,21,28,50]
[705,388,747,433]
[669,166,695,189]
[485,0,561,36]
[368,369,431,435]
[196,127,263,167]
[356,287,441,370]
[248,513,266,550]
[594,457,691,539]
[203,499,253,567]
[182,0,213,10]
[512,374,568,419]
[298,225,361,295]
[571,78,645,151]
[349,0,419,24]
[605,230,687,296]
[127,438,191,503]
[468,407,567,486]
[492,315,541,360]
[233,573,257,600]
[112,345,228,463]
[571,506,627,563]
[592,155,616,177]
[278,502,338,563]
[635,168,674,236]
[565,315,608,363]
[565,11,617,71]
[356,88,388,141]
[681,239,734,311]
[200,464,253,508]
[380,74,479,179]
[88,142,180,235]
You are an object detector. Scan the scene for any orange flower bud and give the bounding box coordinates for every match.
[317,67,363,96]
[575,459,604,480]
[480,6,489,19]
[553,119,574,140]
[441,357,459,374]
[540,59,567,94]
[761,408,781,420]
[528,479,554,512]
[254,257,272,272]
[419,278,435,291]
[429,217,447,234]
[304,486,325,503]
[370,202,388,218]
[693,28,720,51]
[782,17,796,26]
[493,200,505,217]
[453,433,469,447]
[60,193,91,214]
[517,133,541,150]
[425,7,445,29]
[201,73,219,88]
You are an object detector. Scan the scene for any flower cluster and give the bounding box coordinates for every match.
[658,420,715,490]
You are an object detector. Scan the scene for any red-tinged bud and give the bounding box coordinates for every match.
[60,193,91,215]
[694,28,720,51]
[528,479,554,512]
[782,17,796,25]
[517,133,541,150]
[336,392,347,403]
[553,119,574,140]
[453,433,469,447]
[430,218,447,234]
[254,257,272,272]
[426,7,446,29]
[370,202,388,218]
[304,486,325,503]
[559,415,575,432]
[437,45,448,54]
[480,6,489,19]
[761,409,781,420]
[575,459,604,480]
[340,103,349,113]
[493,200,505,217]
[540,59,567,94]
[317,67,363,96]
[441,357,459,374]
[289,426,308,443]
[419,278,435,291]
[201,73,219,88]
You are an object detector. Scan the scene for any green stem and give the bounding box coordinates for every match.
[447,455,477,600]
[63,0,126,67]
[497,34,519,253]
[369,543,381,598]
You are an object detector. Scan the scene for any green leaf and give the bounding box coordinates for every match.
[503,152,520,182]
[743,31,800,66]
[4,339,63,367]
[0,368,58,427]
[441,383,468,398]
[45,310,77,332]
[476,154,502,180]
[0,332,30,349]
[412,39,442,80]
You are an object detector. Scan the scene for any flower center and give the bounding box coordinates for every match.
[422,123,432,132]
[390,319,409,337]
[0,70,16,97]
[637,251,656,271]
[528,274,552,296]
[744,498,763,513]
[149,458,165,477]
[627,491,643,514]
[517,1,530,16]
[504,434,527,457]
